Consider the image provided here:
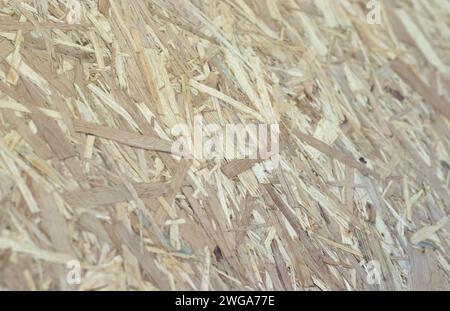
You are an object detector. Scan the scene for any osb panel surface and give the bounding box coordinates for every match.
[0,0,449,290]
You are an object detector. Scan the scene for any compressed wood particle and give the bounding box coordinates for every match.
[0,0,448,291]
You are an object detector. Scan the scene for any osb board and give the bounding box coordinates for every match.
[0,0,449,291]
